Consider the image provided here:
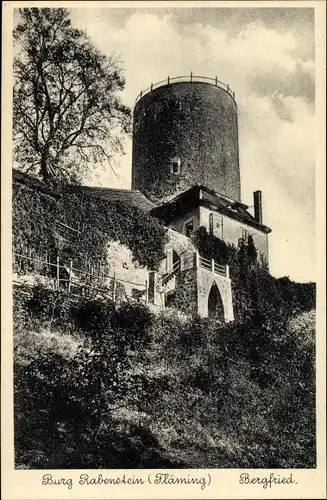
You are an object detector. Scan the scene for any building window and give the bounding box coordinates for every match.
[242,229,249,243]
[209,213,223,238]
[170,157,181,174]
[185,219,194,237]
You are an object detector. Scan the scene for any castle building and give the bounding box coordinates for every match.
[150,185,270,261]
[62,75,271,321]
[132,75,271,321]
[13,74,272,323]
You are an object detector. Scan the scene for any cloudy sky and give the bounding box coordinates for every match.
[69,6,315,283]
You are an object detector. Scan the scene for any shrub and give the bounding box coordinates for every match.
[111,302,154,351]
[74,297,116,336]
[25,285,78,332]
[192,226,235,265]
[74,299,154,352]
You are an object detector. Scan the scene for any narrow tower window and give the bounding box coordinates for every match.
[209,213,223,238]
[170,157,181,174]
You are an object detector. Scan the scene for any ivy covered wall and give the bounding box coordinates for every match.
[12,178,168,274]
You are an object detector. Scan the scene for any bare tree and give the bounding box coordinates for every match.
[13,8,131,184]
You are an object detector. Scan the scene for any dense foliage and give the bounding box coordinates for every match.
[14,276,316,469]
[192,226,237,266]
[192,226,315,323]
[13,8,131,183]
[12,182,167,271]
[14,291,177,468]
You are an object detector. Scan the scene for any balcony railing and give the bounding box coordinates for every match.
[135,73,235,104]
[195,252,229,278]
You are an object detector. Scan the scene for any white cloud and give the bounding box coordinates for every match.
[70,8,315,282]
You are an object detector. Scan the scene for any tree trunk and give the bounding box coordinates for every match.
[40,154,50,184]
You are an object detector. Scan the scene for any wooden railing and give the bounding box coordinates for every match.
[12,252,148,303]
[195,252,229,278]
[198,255,212,271]
[135,73,235,103]
[214,262,227,276]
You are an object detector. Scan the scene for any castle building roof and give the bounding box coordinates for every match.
[150,185,272,234]
[77,185,154,212]
[12,169,154,212]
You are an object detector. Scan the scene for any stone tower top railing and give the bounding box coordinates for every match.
[135,73,236,104]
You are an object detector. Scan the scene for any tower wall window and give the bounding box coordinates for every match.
[170,157,181,174]
[209,213,223,238]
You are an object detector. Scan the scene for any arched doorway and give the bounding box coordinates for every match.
[208,282,225,321]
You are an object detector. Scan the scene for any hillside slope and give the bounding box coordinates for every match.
[14,285,315,469]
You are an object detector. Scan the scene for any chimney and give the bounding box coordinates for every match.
[253,190,263,224]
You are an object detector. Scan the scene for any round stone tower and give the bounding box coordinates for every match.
[132,75,241,203]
